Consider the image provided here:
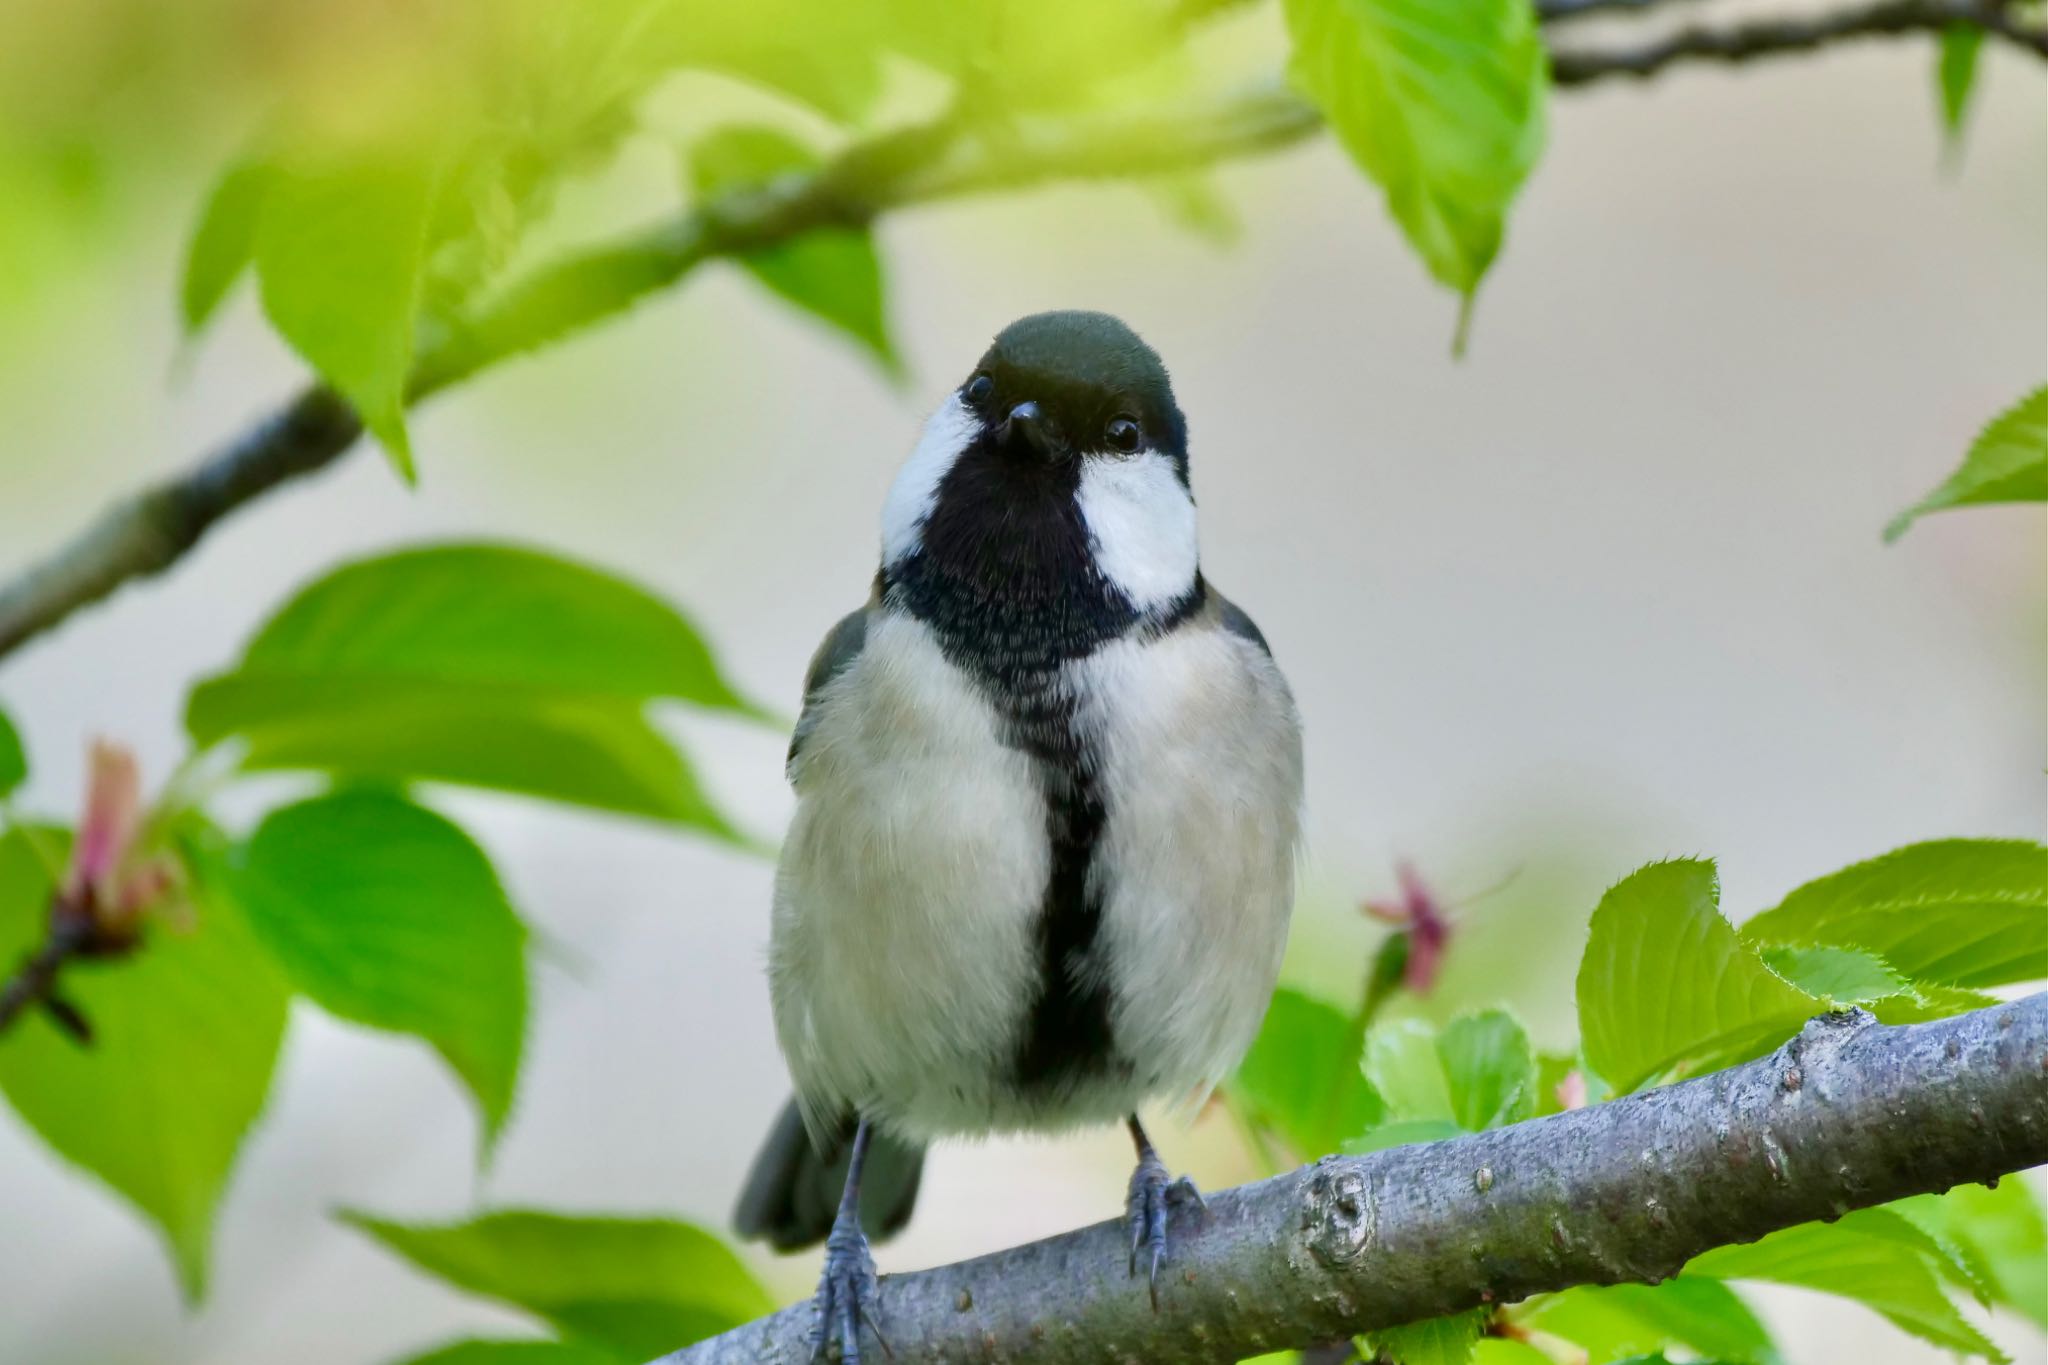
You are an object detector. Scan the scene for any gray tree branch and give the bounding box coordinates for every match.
[658,994,2048,1364]
[2,0,2044,662]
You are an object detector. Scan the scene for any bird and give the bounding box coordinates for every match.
[733,310,1304,1361]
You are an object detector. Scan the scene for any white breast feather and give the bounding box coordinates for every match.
[770,612,1047,1142]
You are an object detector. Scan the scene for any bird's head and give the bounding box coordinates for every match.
[882,311,1198,617]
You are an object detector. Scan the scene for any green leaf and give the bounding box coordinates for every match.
[1471,1345,1556,1365]
[255,150,441,481]
[230,791,527,1144]
[186,542,760,836]
[0,828,288,1301]
[1756,944,1909,1005]
[1577,859,1820,1093]
[345,1209,774,1357]
[1892,1177,2048,1329]
[1742,839,2048,989]
[180,159,270,334]
[1368,1309,1486,1365]
[1436,1009,1536,1131]
[1886,385,2048,541]
[0,702,24,798]
[1281,0,1547,312]
[690,127,900,376]
[1342,1117,1466,1154]
[1522,1278,1779,1364]
[1865,982,2002,1025]
[1364,1018,1456,1123]
[1687,1217,2006,1362]
[1231,988,1383,1159]
[1936,23,1985,146]
[393,1342,629,1365]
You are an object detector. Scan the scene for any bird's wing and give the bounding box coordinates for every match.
[786,605,871,777]
[1204,581,1274,660]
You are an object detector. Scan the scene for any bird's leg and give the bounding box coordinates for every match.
[810,1119,888,1363]
[1124,1114,1205,1309]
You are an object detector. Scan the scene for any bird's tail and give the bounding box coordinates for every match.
[733,1098,926,1252]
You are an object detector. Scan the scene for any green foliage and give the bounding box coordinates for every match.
[0,702,24,798]
[0,828,287,1301]
[1742,838,2048,989]
[689,127,900,377]
[345,1209,774,1358]
[186,542,761,835]
[395,1343,629,1365]
[229,791,528,1144]
[1755,944,1909,1005]
[1231,987,1383,1159]
[255,151,440,480]
[1893,1177,2048,1329]
[1687,1212,2007,1361]
[1520,1278,1779,1364]
[179,159,269,335]
[1886,385,2048,541]
[1937,24,1986,145]
[1471,1345,1554,1365]
[1367,1308,1487,1365]
[1281,0,1547,324]
[1576,859,1819,1093]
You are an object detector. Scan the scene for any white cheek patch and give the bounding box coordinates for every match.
[1076,450,1199,612]
[881,394,980,565]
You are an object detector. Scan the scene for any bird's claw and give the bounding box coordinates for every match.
[810,1217,889,1363]
[1126,1149,1205,1309]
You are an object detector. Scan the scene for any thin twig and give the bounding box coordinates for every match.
[1552,0,2048,83]
[0,908,96,1038]
[656,997,2048,1363]
[2,3,2044,661]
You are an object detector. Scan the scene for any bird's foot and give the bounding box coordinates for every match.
[809,1214,887,1363]
[1125,1145,1205,1309]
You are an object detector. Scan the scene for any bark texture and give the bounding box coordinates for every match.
[659,994,2048,1364]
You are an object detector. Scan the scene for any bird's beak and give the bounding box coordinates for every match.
[996,400,1064,461]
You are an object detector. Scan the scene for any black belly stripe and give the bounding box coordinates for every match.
[1010,684,1118,1094]
[881,437,1208,1096]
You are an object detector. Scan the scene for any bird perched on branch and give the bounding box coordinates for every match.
[734,310,1304,1361]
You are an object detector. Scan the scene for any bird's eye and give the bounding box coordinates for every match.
[1105,417,1142,453]
[964,374,994,407]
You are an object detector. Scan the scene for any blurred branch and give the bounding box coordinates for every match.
[1550,0,2048,81]
[3,0,2045,662]
[0,907,93,1038]
[659,997,2048,1363]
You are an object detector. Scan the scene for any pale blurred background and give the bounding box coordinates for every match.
[0,4,2042,1361]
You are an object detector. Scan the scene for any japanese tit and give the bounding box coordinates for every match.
[735,310,1303,1361]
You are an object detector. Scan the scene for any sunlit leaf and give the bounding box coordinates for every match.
[1342,1117,1466,1155]
[1281,0,1547,319]
[1891,1177,2048,1329]
[0,702,24,798]
[1523,1277,1779,1365]
[392,1341,629,1365]
[1471,1344,1556,1365]
[0,828,288,1301]
[1231,987,1382,1159]
[1577,859,1819,1093]
[690,126,900,376]
[180,159,270,334]
[1687,1217,2006,1361]
[1885,385,2048,542]
[256,149,440,481]
[1436,1009,1535,1131]
[1369,1308,1486,1365]
[230,791,527,1144]
[1742,839,2048,989]
[186,543,760,836]
[346,1209,774,1357]
[1755,944,1908,1005]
